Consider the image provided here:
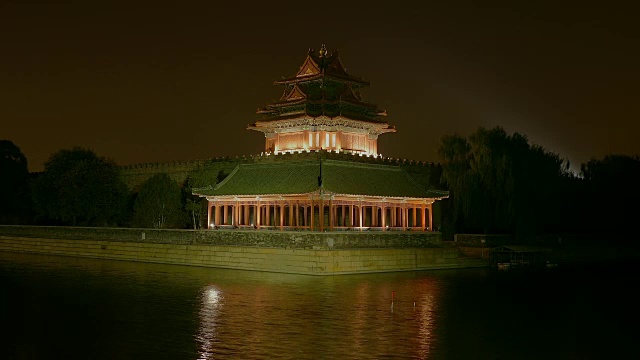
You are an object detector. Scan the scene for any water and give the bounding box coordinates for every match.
[0,252,636,359]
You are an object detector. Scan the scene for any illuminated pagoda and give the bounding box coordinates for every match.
[248,44,395,156]
[194,46,448,231]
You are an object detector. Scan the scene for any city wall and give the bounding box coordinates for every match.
[0,226,471,275]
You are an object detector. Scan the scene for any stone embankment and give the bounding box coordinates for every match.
[453,233,640,266]
[0,226,486,275]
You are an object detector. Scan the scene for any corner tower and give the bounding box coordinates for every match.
[248,45,395,156]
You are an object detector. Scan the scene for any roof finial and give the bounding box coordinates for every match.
[319,44,327,58]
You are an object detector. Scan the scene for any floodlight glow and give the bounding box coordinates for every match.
[204,286,221,306]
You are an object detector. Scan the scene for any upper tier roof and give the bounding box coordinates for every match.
[254,45,390,125]
[255,83,385,121]
[274,45,370,87]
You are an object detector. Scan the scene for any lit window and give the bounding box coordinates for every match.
[332,133,336,147]
[309,132,313,146]
[325,133,329,148]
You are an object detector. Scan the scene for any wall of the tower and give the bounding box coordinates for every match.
[265,136,276,153]
[340,132,378,155]
[276,132,305,151]
[269,130,379,156]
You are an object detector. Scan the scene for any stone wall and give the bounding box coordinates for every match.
[0,226,442,249]
[0,226,470,275]
[119,157,240,191]
[454,234,512,247]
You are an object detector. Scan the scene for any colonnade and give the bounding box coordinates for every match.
[206,196,434,232]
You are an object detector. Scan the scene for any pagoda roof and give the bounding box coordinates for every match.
[263,95,379,112]
[193,159,448,199]
[253,45,393,130]
[274,46,370,87]
[256,83,385,121]
[268,83,368,106]
[284,84,306,100]
[254,109,385,124]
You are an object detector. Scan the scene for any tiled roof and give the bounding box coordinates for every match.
[274,48,370,87]
[193,159,449,199]
[255,47,386,125]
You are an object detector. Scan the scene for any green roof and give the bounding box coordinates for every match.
[193,159,449,199]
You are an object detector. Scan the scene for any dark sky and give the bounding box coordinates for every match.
[2,1,638,172]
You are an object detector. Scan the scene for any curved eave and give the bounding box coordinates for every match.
[265,97,379,110]
[196,191,448,202]
[274,73,370,87]
[327,192,448,202]
[263,98,307,107]
[248,116,395,131]
[197,191,321,200]
[339,97,380,111]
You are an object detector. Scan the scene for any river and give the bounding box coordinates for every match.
[0,251,636,359]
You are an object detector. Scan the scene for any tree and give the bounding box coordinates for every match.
[132,173,186,229]
[580,155,640,237]
[0,140,30,223]
[31,147,129,226]
[182,176,207,230]
[437,127,568,238]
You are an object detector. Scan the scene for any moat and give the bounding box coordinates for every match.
[1,251,635,359]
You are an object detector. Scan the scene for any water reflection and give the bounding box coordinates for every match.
[2,252,636,359]
[198,285,223,360]
[417,278,438,358]
[193,272,443,359]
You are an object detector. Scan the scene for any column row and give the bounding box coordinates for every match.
[206,200,433,231]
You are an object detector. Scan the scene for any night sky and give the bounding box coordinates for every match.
[2,1,638,173]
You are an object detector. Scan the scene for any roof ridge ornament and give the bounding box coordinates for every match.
[319,44,327,58]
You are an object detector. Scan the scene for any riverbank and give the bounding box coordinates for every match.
[0,226,486,275]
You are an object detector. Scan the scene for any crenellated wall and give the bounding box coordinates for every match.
[118,157,240,191]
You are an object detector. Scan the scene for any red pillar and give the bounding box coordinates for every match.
[329,197,333,231]
[256,202,261,229]
[428,203,433,231]
[310,198,314,230]
[320,197,324,232]
[280,201,284,230]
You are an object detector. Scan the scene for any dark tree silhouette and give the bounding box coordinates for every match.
[437,127,569,238]
[182,176,207,230]
[132,173,186,229]
[31,147,129,226]
[580,155,640,239]
[0,140,30,224]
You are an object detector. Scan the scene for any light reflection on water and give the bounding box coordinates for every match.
[1,251,638,359]
[198,285,222,360]
[417,279,437,358]
[194,270,443,359]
